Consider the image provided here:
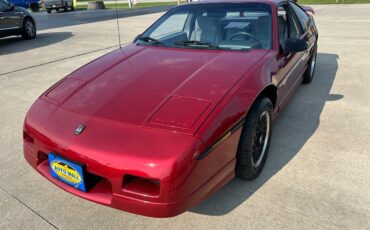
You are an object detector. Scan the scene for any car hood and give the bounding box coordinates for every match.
[44,44,268,134]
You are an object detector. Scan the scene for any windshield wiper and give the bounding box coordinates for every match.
[137,36,165,46]
[175,40,219,48]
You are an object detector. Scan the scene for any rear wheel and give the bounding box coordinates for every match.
[70,1,74,11]
[63,4,68,11]
[236,98,273,180]
[46,8,51,13]
[302,43,317,84]
[30,3,40,12]
[22,18,36,40]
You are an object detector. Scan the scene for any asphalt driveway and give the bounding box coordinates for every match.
[0,4,369,230]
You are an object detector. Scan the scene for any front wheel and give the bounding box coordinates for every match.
[236,97,273,180]
[46,8,51,13]
[302,43,317,84]
[22,18,36,40]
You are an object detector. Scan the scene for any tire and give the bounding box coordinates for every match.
[236,97,273,180]
[70,1,74,11]
[22,18,36,40]
[302,43,317,84]
[30,3,40,12]
[46,8,51,13]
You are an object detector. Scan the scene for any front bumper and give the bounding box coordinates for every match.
[44,1,72,9]
[24,139,236,217]
[24,149,182,217]
[44,4,64,9]
[23,99,239,217]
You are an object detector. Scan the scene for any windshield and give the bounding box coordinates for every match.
[137,3,272,51]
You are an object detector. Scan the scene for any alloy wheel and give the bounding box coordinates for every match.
[251,111,270,168]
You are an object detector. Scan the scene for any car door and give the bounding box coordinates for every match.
[273,4,307,111]
[289,2,317,63]
[0,0,22,38]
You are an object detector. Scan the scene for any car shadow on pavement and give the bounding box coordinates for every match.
[191,53,342,216]
[0,32,73,55]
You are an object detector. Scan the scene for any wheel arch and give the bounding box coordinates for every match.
[23,16,36,29]
[241,84,277,127]
[250,84,277,112]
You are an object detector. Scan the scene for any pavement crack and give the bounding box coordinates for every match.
[0,185,59,230]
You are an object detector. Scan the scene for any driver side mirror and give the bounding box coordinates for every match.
[283,38,308,54]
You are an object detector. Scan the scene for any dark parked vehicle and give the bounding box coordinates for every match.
[0,0,36,39]
[8,0,41,12]
[44,0,74,13]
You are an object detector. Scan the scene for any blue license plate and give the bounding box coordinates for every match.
[48,153,86,192]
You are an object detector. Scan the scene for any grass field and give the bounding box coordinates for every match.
[74,0,370,10]
[298,0,370,3]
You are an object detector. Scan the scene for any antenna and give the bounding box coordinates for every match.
[115,0,122,48]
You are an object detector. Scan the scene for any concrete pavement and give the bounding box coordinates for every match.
[0,9,166,75]
[0,4,370,229]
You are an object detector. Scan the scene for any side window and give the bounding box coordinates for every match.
[150,12,189,39]
[290,3,310,31]
[277,6,300,48]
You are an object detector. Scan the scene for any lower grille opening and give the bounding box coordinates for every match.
[37,151,48,162]
[84,171,103,191]
[23,131,34,144]
[122,174,160,197]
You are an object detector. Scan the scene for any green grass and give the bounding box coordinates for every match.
[298,0,370,3]
[75,1,180,10]
[74,0,370,10]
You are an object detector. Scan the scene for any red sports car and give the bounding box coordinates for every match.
[23,0,318,217]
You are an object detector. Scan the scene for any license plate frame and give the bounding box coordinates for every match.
[48,153,87,192]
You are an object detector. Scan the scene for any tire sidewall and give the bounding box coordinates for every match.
[303,43,318,84]
[236,98,273,180]
[22,18,36,39]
